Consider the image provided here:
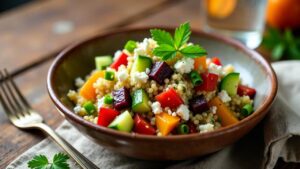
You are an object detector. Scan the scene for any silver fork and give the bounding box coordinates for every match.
[0,69,99,169]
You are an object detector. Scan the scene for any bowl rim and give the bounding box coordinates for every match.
[47,26,277,141]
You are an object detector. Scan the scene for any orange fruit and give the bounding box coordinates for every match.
[207,0,237,19]
[266,0,300,29]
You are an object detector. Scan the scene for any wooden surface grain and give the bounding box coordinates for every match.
[0,0,298,168]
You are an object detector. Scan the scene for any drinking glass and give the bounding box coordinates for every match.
[200,0,267,49]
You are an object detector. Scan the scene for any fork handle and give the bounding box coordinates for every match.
[34,123,99,169]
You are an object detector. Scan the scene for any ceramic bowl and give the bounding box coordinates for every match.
[47,27,277,160]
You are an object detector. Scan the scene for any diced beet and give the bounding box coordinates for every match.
[112,87,131,110]
[189,95,209,114]
[149,62,173,85]
[187,121,197,133]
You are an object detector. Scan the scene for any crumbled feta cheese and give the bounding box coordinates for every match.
[172,112,177,117]
[151,101,162,115]
[218,90,231,103]
[199,123,214,133]
[73,105,82,114]
[176,104,190,121]
[168,109,172,115]
[113,50,122,61]
[210,106,217,114]
[133,38,157,57]
[208,62,222,75]
[117,68,129,82]
[174,58,194,74]
[132,71,149,83]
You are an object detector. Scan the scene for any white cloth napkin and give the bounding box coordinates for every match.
[6,61,300,169]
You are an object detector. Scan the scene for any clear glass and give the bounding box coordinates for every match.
[200,0,267,49]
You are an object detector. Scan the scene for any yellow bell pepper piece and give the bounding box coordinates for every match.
[194,56,207,72]
[79,70,105,101]
[156,112,180,136]
[208,97,239,126]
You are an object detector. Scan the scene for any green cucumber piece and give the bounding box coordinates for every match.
[108,111,134,132]
[220,72,240,96]
[132,89,151,113]
[131,55,152,73]
[95,56,113,70]
[124,40,137,53]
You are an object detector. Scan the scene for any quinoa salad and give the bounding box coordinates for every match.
[67,22,256,136]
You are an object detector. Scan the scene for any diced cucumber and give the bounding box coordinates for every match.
[95,56,113,70]
[131,55,152,73]
[108,111,134,132]
[132,89,151,113]
[220,72,240,96]
[124,40,137,53]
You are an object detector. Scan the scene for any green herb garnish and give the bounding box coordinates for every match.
[150,22,207,60]
[262,28,300,60]
[28,153,70,169]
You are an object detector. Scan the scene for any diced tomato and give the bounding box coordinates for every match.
[155,88,184,109]
[97,107,120,127]
[187,121,197,133]
[211,57,222,66]
[237,85,256,99]
[110,52,128,70]
[133,114,156,135]
[195,73,219,92]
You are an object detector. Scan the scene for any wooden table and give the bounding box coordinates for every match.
[0,0,297,168]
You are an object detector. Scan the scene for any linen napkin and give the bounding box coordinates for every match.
[6,61,300,169]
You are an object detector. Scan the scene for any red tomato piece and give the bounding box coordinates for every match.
[211,57,222,66]
[237,85,256,99]
[110,52,128,70]
[155,88,184,109]
[133,114,156,135]
[195,73,219,92]
[97,107,120,127]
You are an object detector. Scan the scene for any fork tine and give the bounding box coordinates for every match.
[1,70,30,117]
[4,69,31,109]
[0,71,19,118]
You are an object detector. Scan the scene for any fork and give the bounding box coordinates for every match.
[0,69,99,169]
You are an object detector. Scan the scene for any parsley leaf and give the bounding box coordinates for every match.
[174,22,191,49]
[153,44,177,60]
[28,155,49,169]
[51,153,70,169]
[150,29,174,46]
[150,22,207,60]
[180,45,207,58]
[28,153,70,169]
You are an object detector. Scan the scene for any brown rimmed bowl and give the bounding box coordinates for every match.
[47,27,277,160]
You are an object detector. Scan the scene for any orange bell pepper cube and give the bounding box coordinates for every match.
[79,70,105,101]
[194,56,207,72]
[208,97,239,126]
[156,112,180,136]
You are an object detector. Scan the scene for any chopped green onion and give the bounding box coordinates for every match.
[241,104,254,116]
[189,70,203,86]
[177,124,189,134]
[83,101,97,115]
[104,94,113,104]
[104,71,115,81]
[124,40,137,53]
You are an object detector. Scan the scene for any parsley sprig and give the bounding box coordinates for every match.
[150,22,207,60]
[27,153,70,169]
[262,28,300,60]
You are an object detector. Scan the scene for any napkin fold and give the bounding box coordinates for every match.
[6,61,300,169]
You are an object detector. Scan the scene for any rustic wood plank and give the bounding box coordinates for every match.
[0,0,168,73]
